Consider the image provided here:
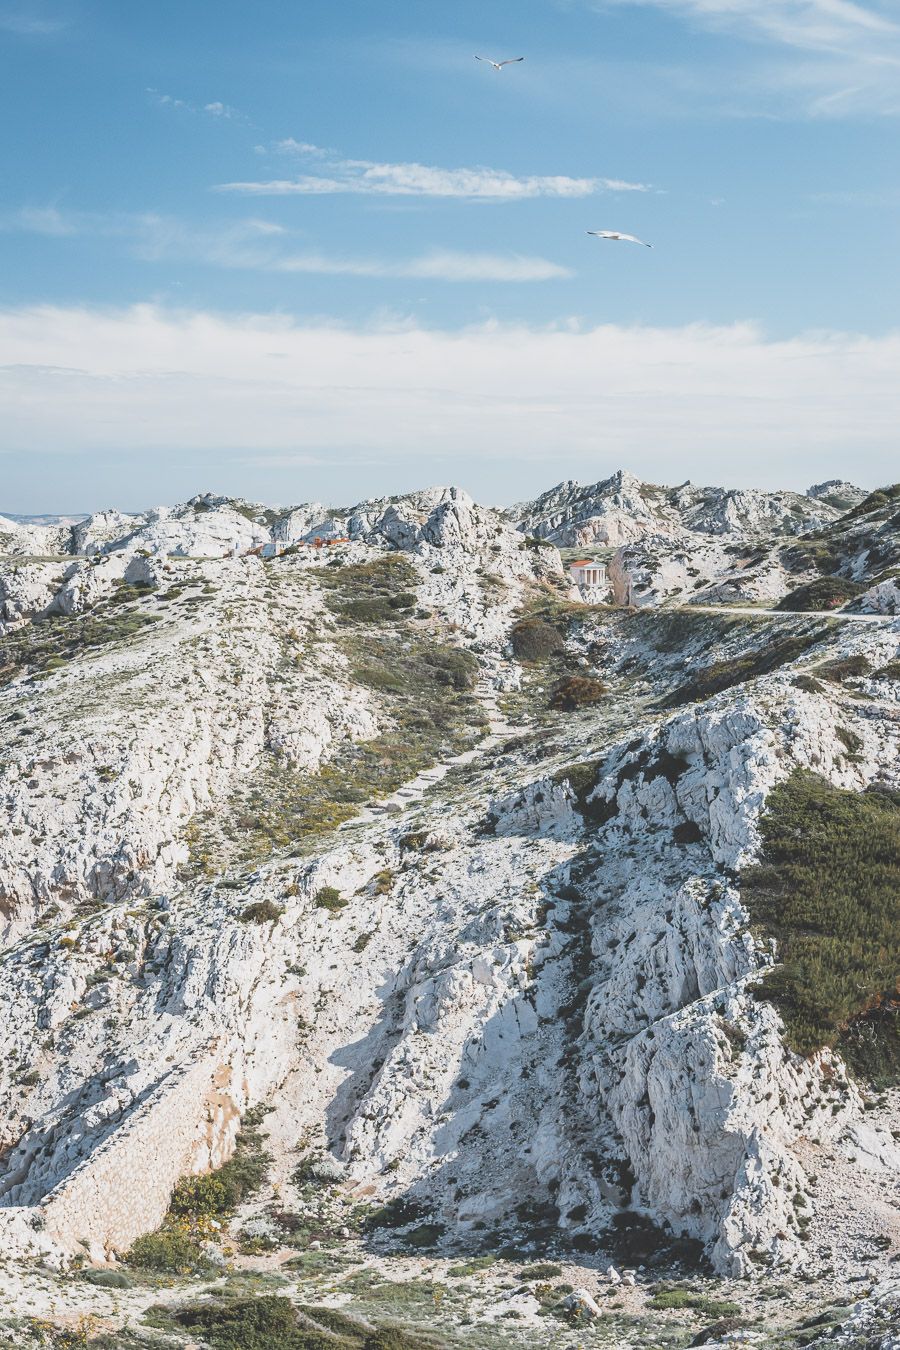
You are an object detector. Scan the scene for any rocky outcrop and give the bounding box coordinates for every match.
[0,479,896,1299]
[514,470,853,548]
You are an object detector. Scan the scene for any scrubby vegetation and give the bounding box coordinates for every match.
[648,1286,741,1317]
[775,577,864,612]
[814,655,871,683]
[314,886,346,912]
[663,628,827,707]
[0,593,161,686]
[162,1289,454,1350]
[319,556,419,625]
[510,616,565,661]
[743,771,899,1085]
[240,900,284,924]
[186,618,487,871]
[549,675,607,711]
[128,1109,272,1272]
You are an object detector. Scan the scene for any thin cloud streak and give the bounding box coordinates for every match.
[218,156,650,200]
[3,208,571,282]
[593,0,900,115]
[0,11,64,34]
[0,305,897,491]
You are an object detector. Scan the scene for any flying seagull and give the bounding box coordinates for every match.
[474,55,525,71]
[587,230,653,248]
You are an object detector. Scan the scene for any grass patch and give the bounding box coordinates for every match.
[743,771,900,1085]
[319,556,419,626]
[192,626,487,871]
[648,1287,741,1317]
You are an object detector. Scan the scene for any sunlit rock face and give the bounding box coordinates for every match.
[0,477,896,1294]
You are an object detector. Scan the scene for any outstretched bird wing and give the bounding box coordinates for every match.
[587,230,652,248]
[498,57,525,65]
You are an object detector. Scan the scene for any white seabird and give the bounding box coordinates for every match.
[587,230,653,248]
[474,55,525,71]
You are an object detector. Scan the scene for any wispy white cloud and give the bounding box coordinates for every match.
[271,138,330,156]
[0,11,64,34]
[0,305,896,492]
[147,89,245,121]
[3,207,571,283]
[599,0,899,57]
[217,149,650,199]
[594,0,900,115]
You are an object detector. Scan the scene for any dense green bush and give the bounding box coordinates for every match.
[315,885,346,912]
[510,616,565,661]
[173,1295,312,1349]
[126,1225,215,1274]
[549,675,607,710]
[240,899,284,924]
[743,771,899,1084]
[775,577,864,612]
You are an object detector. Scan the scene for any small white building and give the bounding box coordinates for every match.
[569,558,608,592]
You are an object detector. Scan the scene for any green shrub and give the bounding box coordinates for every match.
[835,725,863,757]
[79,1267,133,1288]
[353,664,405,691]
[315,885,346,912]
[839,483,900,522]
[549,675,607,711]
[240,900,284,924]
[173,1295,309,1349]
[520,1262,563,1280]
[510,617,565,661]
[793,674,826,694]
[775,578,864,612]
[873,661,900,681]
[815,655,872,683]
[423,646,479,690]
[169,1172,229,1221]
[169,1114,272,1222]
[649,1288,741,1316]
[743,771,900,1084]
[126,1226,214,1274]
[373,869,394,895]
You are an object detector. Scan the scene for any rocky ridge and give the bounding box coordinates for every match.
[0,477,897,1348]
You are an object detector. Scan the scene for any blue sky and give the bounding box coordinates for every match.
[1,0,898,511]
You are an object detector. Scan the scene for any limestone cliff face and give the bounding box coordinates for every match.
[0,484,897,1283]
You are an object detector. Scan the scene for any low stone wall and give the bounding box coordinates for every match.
[36,1044,235,1258]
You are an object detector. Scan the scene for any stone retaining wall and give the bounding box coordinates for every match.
[36,1044,235,1257]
